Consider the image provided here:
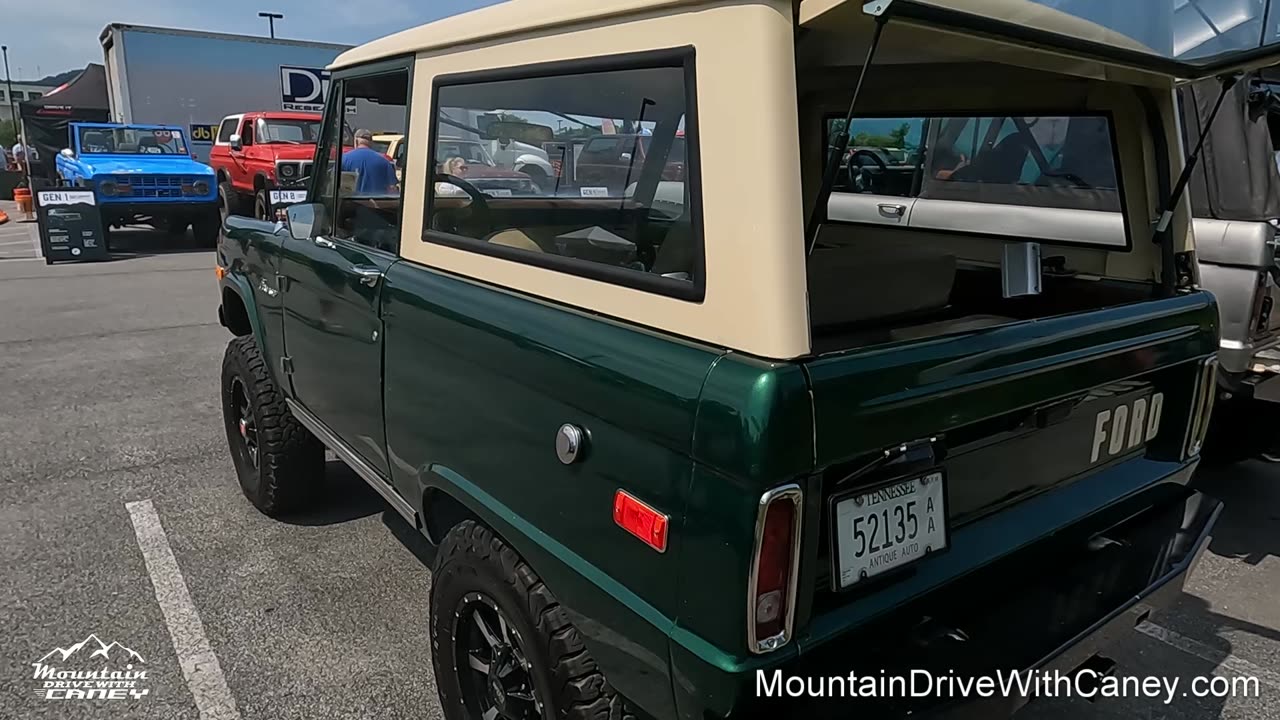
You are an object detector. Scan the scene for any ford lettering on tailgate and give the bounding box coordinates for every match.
[1091,392,1163,464]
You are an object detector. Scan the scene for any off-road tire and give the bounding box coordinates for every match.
[254,189,271,222]
[219,181,241,220]
[220,336,323,516]
[431,521,637,720]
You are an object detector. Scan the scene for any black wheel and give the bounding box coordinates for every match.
[219,181,241,220]
[193,210,221,248]
[431,521,635,720]
[254,189,271,222]
[220,336,323,515]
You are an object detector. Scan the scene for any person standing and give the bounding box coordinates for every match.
[341,128,398,195]
[11,140,36,174]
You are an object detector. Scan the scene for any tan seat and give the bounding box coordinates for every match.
[487,229,543,253]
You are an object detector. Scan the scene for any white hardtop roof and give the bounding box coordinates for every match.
[332,0,699,69]
[334,0,1280,81]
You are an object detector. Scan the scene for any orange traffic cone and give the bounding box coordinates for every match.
[0,208,9,225]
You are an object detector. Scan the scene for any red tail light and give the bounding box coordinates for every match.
[748,485,803,653]
[614,490,668,552]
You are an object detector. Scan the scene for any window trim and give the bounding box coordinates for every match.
[821,110,1135,252]
[422,46,706,303]
[310,55,416,257]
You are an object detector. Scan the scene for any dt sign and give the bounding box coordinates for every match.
[189,124,217,144]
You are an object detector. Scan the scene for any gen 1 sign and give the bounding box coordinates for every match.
[36,190,109,264]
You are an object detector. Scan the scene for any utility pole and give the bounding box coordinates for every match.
[258,12,284,39]
[2,46,16,131]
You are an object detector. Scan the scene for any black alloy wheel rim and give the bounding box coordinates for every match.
[230,377,259,469]
[455,593,544,720]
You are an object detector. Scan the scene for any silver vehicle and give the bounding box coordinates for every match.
[1181,74,1280,458]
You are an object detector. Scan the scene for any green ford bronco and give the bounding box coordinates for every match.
[214,1,1279,717]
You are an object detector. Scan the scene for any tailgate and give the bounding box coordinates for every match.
[802,292,1217,598]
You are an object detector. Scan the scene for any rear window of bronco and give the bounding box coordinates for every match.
[424,49,703,300]
[827,114,1126,244]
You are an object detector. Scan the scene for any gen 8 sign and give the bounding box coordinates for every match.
[280,66,358,113]
[280,66,333,112]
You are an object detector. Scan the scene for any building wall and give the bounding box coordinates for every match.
[0,83,58,123]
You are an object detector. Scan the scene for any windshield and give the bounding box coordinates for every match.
[78,127,188,155]
[907,0,1280,68]
[260,119,320,144]
[435,139,495,166]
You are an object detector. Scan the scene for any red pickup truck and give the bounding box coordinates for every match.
[210,111,322,220]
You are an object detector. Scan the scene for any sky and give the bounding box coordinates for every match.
[0,0,507,83]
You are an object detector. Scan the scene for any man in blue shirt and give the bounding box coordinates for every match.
[342,128,398,195]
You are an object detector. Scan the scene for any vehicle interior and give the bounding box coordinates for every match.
[795,6,1170,354]
[329,71,409,252]
[426,64,697,282]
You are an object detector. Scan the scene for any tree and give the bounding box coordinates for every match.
[0,119,16,150]
[888,122,911,148]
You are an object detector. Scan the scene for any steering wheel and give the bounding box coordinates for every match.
[846,149,889,194]
[432,173,493,237]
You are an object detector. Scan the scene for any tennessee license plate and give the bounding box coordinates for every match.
[833,471,948,589]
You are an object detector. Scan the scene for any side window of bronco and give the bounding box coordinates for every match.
[330,69,410,255]
[423,49,703,298]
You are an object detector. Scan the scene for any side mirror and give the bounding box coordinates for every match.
[229,134,242,151]
[60,148,74,159]
[286,202,326,241]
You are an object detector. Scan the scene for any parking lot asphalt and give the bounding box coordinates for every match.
[0,232,1277,720]
[0,200,41,261]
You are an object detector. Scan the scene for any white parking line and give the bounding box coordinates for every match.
[1137,620,1280,689]
[126,499,242,720]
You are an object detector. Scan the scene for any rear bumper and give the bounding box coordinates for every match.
[690,482,1219,719]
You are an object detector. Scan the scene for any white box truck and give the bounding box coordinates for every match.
[100,24,352,162]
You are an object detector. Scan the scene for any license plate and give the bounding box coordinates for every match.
[833,471,948,589]
[482,188,514,197]
[269,189,308,206]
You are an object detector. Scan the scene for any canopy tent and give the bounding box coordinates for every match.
[1182,72,1280,222]
[18,64,110,181]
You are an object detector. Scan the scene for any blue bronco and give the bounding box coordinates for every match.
[56,123,220,247]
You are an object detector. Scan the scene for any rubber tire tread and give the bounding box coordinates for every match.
[222,336,322,515]
[431,520,639,720]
